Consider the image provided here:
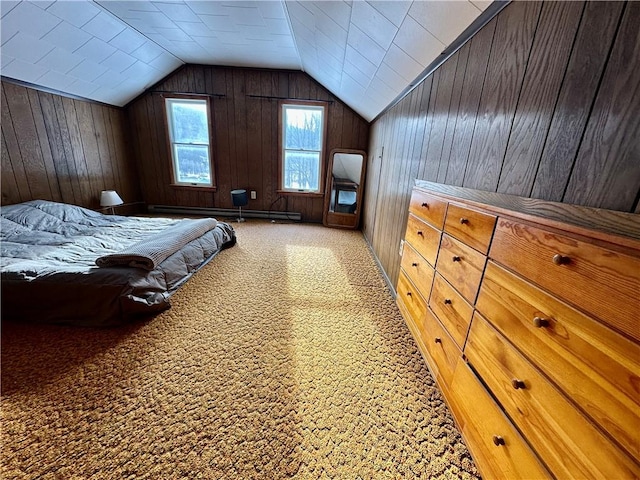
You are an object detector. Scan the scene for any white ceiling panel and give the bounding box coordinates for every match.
[369,1,412,28]
[351,1,398,51]
[1,0,490,119]
[46,1,100,28]
[409,0,482,46]
[1,1,61,41]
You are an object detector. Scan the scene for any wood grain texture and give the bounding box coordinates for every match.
[463,1,542,192]
[395,271,428,330]
[129,65,368,223]
[415,180,640,246]
[1,81,138,210]
[449,361,552,480]
[530,1,625,202]
[437,42,471,184]
[404,213,441,268]
[408,188,447,229]
[476,261,640,460]
[422,54,458,181]
[400,242,435,299]
[420,307,461,388]
[443,202,496,254]
[444,19,496,187]
[563,2,640,211]
[466,313,640,479]
[429,273,473,349]
[435,234,486,304]
[489,218,640,342]
[497,1,584,196]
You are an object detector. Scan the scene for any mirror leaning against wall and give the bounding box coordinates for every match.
[323,149,367,230]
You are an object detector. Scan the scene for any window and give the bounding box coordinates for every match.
[165,97,215,187]
[280,102,326,193]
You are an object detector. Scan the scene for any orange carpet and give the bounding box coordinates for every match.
[1,221,478,479]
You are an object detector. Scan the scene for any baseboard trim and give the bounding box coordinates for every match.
[148,205,302,221]
[362,231,396,298]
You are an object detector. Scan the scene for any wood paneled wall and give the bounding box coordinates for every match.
[1,81,140,211]
[364,0,640,289]
[127,65,369,223]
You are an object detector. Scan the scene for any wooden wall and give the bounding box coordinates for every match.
[127,65,369,223]
[1,81,140,211]
[364,0,640,289]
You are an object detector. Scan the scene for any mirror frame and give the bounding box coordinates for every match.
[323,148,367,230]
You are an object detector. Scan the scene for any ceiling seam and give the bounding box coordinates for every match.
[281,0,304,73]
[92,0,184,68]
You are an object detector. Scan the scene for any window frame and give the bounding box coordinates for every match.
[278,100,328,196]
[163,94,216,190]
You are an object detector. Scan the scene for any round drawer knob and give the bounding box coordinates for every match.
[452,256,461,262]
[421,202,429,208]
[511,379,526,390]
[406,292,412,297]
[553,253,570,265]
[434,337,442,344]
[533,316,549,328]
[412,262,418,267]
[460,218,469,225]
[417,230,424,237]
[444,299,452,305]
[492,435,505,446]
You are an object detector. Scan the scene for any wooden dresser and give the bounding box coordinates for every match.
[396,181,640,479]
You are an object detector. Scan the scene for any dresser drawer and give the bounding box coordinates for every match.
[435,234,486,304]
[400,242,435,298]
[429,273,472,349]
[404,214,441,267]
[449,360,551,479]
[490,218,640,342]
[396,271,427,326]
[476,261,640,460]
[466,313,640,479]
[418,308,461,388]
[409,189,447,229]
[444,203,496,254]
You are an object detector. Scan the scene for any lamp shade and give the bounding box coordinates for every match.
[100,190,123,207]
[231,189,248,207]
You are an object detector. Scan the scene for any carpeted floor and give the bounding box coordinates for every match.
[1,221,479,479]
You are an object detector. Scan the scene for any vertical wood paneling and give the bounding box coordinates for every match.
[563,2,640,210]
[1,131,20,205]
[417,70,440,180]
[497,1,584,196]
[437,42,471,183]
[28,89,61,202]
[0,81,140,210]
[444,18,496,186]
[3,83,51,200]
[365,0,640,292]
[531,1,625,201]
[128,66,369,223]
[422,54,458,181]
[39,92,76,204]
[463,1,542,191]
[2,84,32,203]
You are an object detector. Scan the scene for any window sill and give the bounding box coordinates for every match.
[277,190,324,198]
[170,184,217,192]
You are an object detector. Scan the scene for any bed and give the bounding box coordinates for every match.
[1,200,236,326]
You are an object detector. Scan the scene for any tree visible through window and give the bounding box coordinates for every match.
[280,102,326,193]
[165,97,214,187]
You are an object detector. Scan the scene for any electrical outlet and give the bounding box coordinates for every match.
[250,190,257,200]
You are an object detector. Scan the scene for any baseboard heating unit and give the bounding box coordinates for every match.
[148,205,302,221]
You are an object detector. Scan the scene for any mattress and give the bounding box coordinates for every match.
[1,200,236,326]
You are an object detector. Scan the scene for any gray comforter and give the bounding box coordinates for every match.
[1,200,235,326]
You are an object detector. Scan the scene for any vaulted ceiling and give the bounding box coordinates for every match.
[1,1,491,121]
